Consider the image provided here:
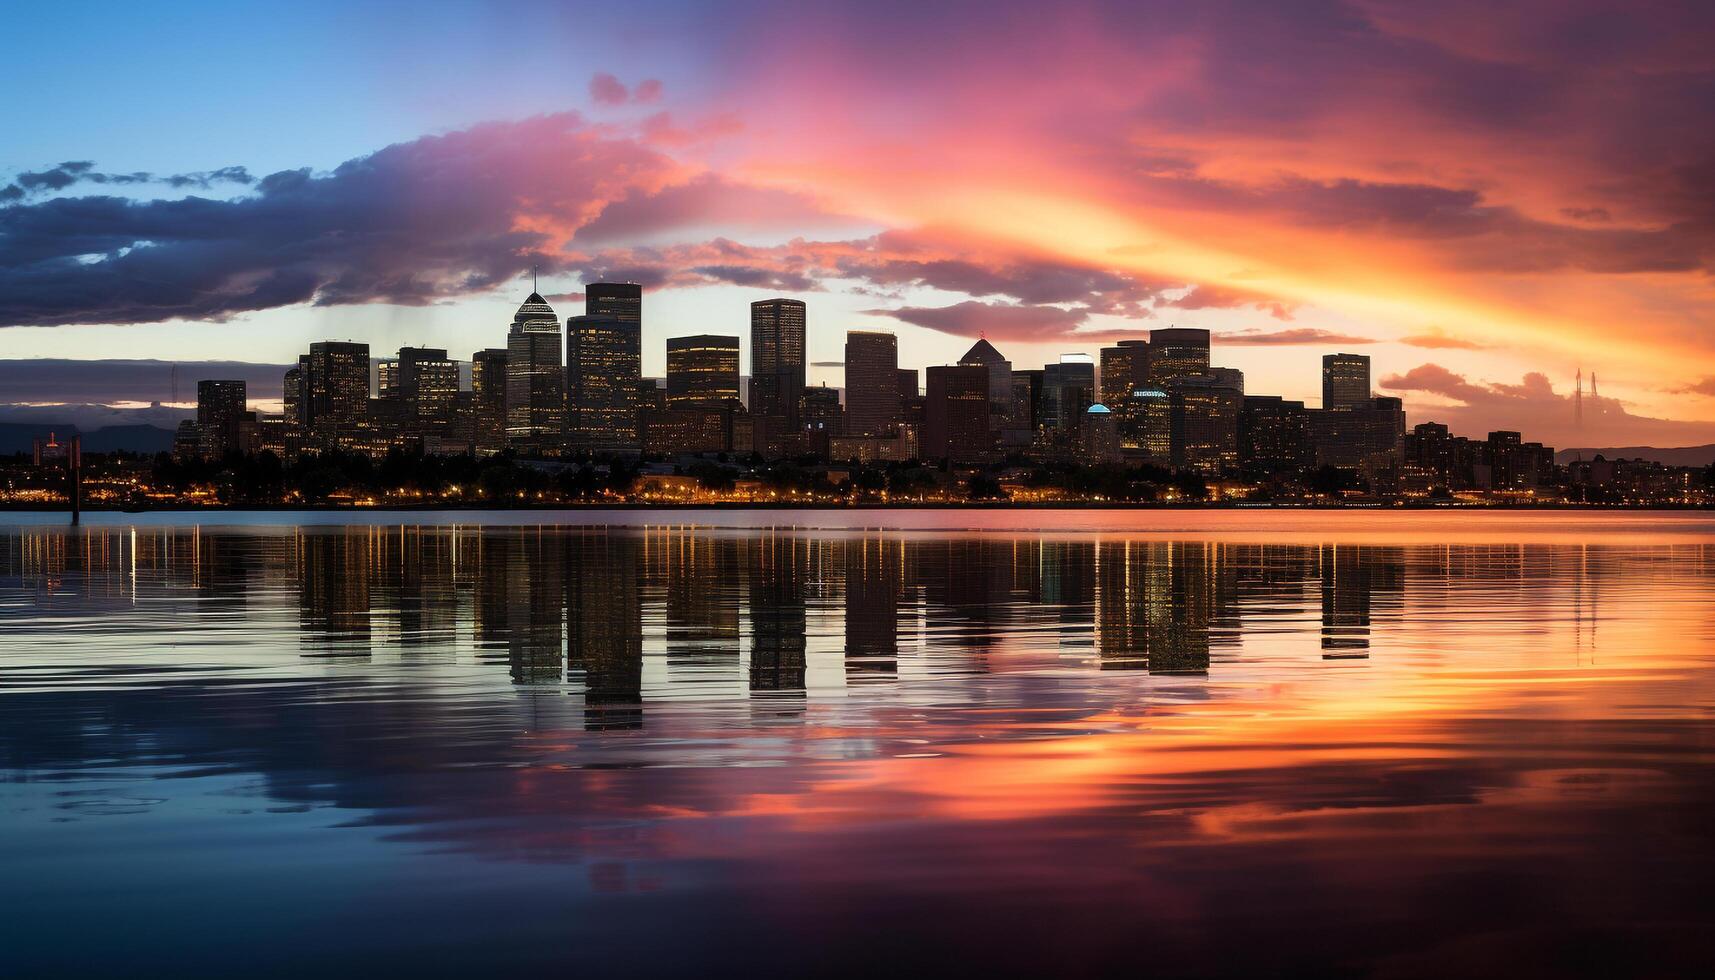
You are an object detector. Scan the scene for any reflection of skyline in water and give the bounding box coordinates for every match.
[2,523,1713,976]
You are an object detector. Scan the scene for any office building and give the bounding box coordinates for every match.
[750,298,807,451]
[300,341,370,435]
[566,313,642,451]
[959,339,1018,434]
[471,349,508,454]
[666,335,740,407]
[1170,375,1241,472]
[398,347,459,428]
[1042,355,1096,432]
[1081,404,1122,463]
[1239,395,1310,473]
[1099,340,1149,408]
[639,404,737,455]
[376,359,400,400]
[1116,387,1172,464]
[924,364,991,464]
[1308,395,1405,469]
[506,291,565,450]
[845,331,901,436]
[585,282,642,325]
[801,384,844,454]
[195,379,249,460]
[1323,353,1371,410]
[1148,327,1211,388]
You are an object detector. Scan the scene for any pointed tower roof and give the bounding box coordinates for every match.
[512,291,558,330]
[959,338,1008,365]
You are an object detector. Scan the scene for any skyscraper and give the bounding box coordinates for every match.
[750,298,807,449]
[1322,353,1371,410]
[471,348,509,455]
[1147,327,1210,388]
[566,313,642,451]
[301,341,370,435]
[1042,354,1096,432]
[924,364,991,464]
[958,339,1018,435]
[845,330,901,436]
[506,291,565,450]
[398,346,459,427]
[195,379,248,460]
[1099,340,1149,408]
[666,335,741,407]
[585,282,642,325]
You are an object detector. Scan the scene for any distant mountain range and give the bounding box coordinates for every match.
[0,423,176,456]
[1555,444,1715,467]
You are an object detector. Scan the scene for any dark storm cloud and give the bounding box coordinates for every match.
[0,113,683,326]
[2,160,255,201]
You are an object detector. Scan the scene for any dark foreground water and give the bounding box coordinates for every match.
[4,512,1715,977]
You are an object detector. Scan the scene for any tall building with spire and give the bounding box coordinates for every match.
[506,290,565,450]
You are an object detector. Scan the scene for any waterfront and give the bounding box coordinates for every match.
[4,512,1715,976]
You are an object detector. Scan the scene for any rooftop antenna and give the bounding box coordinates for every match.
[532,263,538,294]
[1574,368,1583,429]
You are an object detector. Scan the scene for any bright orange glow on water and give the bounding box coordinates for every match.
[2,512,1714,975]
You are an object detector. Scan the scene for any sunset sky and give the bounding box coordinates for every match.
[4,0,1714,447]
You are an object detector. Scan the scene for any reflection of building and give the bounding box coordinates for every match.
[295,530,373,656]
[1318,545,1403,658]
[845,536,902,680]
[748,536,808,701]
[567,533,643,728]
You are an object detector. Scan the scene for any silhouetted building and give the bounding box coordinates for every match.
[1239,395,1310,473]
[1322,353,1371,409]
[640,403,738,454]
[1042,355,1096,433]
[471,348,508,454]
[567,313,642,451]
[750,298,807,453]
[845,331,901,436]
[801,384,844,454]
[1309,396,1404,470]
[924,363,991,464]
[195,379,249,460]
[960,339,1020,435]
[506,292,564,450]
[1081,404,1122,463]
[666,335,740,407]
[585,281,642,325]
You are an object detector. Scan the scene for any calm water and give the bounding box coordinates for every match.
[4,512,1715,977]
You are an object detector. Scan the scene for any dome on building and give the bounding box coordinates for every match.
[1086,403,1112,414]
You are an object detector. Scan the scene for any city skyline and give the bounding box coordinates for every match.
[6,1,1715,451]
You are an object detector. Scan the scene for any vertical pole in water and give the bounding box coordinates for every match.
[69,435,81,526]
